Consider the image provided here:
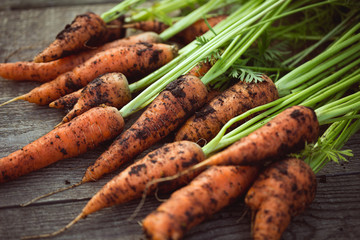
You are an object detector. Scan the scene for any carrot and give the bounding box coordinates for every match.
[3,42,177,106]
[175,75,278,145]
[22,141,205,239]
[196,105,319,168]
[142,165,258,240]
[48,89,82,109]
[186,61,213,78]
[59,72,131,125]
[0,105,124,183]
[82,74,208,183]
[101,16,126,43]
[124,15,227,45]
[0,31,162,82]
[33,12,107,63]
[123,20,168,34]
[245,158,317,240]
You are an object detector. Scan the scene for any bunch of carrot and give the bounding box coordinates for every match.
[1,0,359,239]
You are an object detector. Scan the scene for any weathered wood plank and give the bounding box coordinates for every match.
[0,2,359,240]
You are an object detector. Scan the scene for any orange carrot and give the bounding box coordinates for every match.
[82,74,208,183]
[191,105,319,169]
[142,165,258,240]
[0,31,162,82]
[175,75,278,145]
[186,61,213,78]
[4,42,177,106]
[21,141,205,239]
[124,15,227,45]
[48,89,82,109]
[33,12,107,63]
[245,158,317,240]
[123,20,168,34]
[59,72,131,124]
[101,16,126,43]
[0,106,124,183]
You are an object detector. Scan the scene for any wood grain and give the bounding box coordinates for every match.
[0,2,359,240]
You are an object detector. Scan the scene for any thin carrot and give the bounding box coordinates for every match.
[59,72,131,125]
[48,89,82,109]
[124,15,227,44]
[185,61,213,78]
[245,158,317,240]
[0,105,124,183]
[142,165,258,240]
[82,74,208,183]
[0,31,162,82]
[21,141,205,239]
[2,42,177,106]
[33,12,107,63]
[123,20,168,34]
[101,16,126,43]
[175,75,278,145]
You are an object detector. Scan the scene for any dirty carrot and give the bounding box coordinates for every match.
[0,31,162,82]
[48,89,82,109]
[198,105,319,167]
[124,15,227,45]
[175,75,278,145]
[2,42,177,106]
[59,72,131,125]
[82,74,208,182]
[245,158,317,240]
[22,141,205,239]
[48,55,204,110]
[142,165,258,240]
[0,106,124,183]
[33,12,107,63]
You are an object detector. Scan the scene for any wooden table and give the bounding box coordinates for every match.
[1,1,359,239]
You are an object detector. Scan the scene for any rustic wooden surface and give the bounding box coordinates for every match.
[0,1,359,240]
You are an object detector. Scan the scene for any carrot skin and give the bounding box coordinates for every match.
[0,32,162,82]
[175,75,278,145]
[22,43,177,105]
[245,158,317,240]
[82,141,205,216]
[142,165,258,240]
[61,72,131,124]
[0,106,124,183]
[33,12,107,63]
[82,75,208,182]
[204,105,319,167]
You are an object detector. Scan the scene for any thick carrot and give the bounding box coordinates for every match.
[124,15,227,45]
[0,31,162,82]
[142,165,258,240]
[175,75,278,145]
[245,158,317,240]
[0,106,124,183]
[33,12,107,63]
[82,74,208,183]
[59,72,131,124]
[22,141,205,239]
[193,105,319,168]
[7,42,177,106]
